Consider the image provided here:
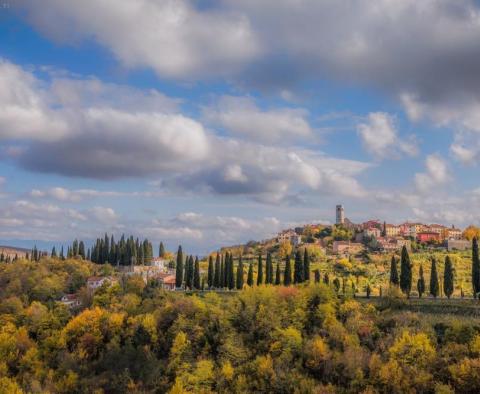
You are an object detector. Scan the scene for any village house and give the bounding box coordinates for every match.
[86,276,113,291]
[417,231,441,243]
[60,294,81,308]
[332,241,364,256]
[277,230,302,246]
[446,226,462,240]
[377,237,411,252]
[385,224,400,237]
[364,227,381,238]
[151,257,168,268]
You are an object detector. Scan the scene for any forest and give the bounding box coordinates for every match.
[2,253,480,393]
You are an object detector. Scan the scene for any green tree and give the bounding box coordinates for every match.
[51,246,57,258]
[473,237,480,298]
[284,255,292,286]
[247,262,254,287]
[220,255,225,288]
[214,253,221,288]
[400,246,412,297]
[444,255,454,299]
[275,262,281,285]
[159,242,166,258]
[430,258,439,298]
[303,248,310,282]
[175,246,183,288]
[228,254,235,290]
[257,253,263,285]
[314,269,320,283]
[186,255,194,290]
[207,255,214,288]
[236,256,244,290]
[266,252,273,284]
[294,250,304,284]
[389,255,399,286]
[193,257,201,290]
[417,264,426,298]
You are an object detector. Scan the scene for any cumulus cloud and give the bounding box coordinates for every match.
[0,59,370,202]
[414,154,450,193]
[0,59,210,178]
[18,0,260,79]
[158,137,370,203]
[203,96,313,143]
[357,112,418,159]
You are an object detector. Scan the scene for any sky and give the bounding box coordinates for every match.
[1,0,480,254]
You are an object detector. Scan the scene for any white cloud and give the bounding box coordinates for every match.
[89,206,118,224]
[414,154,450,193]
[204,96,312,143]
[357,112,418,159]
[19,0,260,79]
[0,59,210,178]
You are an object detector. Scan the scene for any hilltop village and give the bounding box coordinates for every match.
[268,205,469,258]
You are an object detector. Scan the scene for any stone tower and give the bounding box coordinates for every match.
[336,205,345,225]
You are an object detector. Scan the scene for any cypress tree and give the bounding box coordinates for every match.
[51,246,57,258]
[275,262,281,285]
[159,242,166,258]
[314,269,320,283]
[79,241,85,260]
[207,255,214,288]
[257,253,263,285]
[223,254,228,288]
[389,255,399,286]
[193,257,200,290]
[110,235,115,263]
[417,264,425,298]
[138,245,144,266]
[294,250,303,284]
[400,245,412,297]
[430,258,439,298]
[472,237,480,298]
[186,255,194,290]
[266,252,273,284]
[228,254,235,290]
[214,253,220,288]
[220,255,225,288]
[175,246,183,288]
[444,255,454,299]
[284,255,292,286]
[60,246,64,260]
[303,248,310,282]
[236,256,244,290]
[247,262,254,286]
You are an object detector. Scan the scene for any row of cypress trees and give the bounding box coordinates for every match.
[174,246,312,290]
[390,245,455,298]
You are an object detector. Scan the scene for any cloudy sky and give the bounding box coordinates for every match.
[1,0,480,254]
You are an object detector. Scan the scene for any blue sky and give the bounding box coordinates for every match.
[1,1,480,254]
